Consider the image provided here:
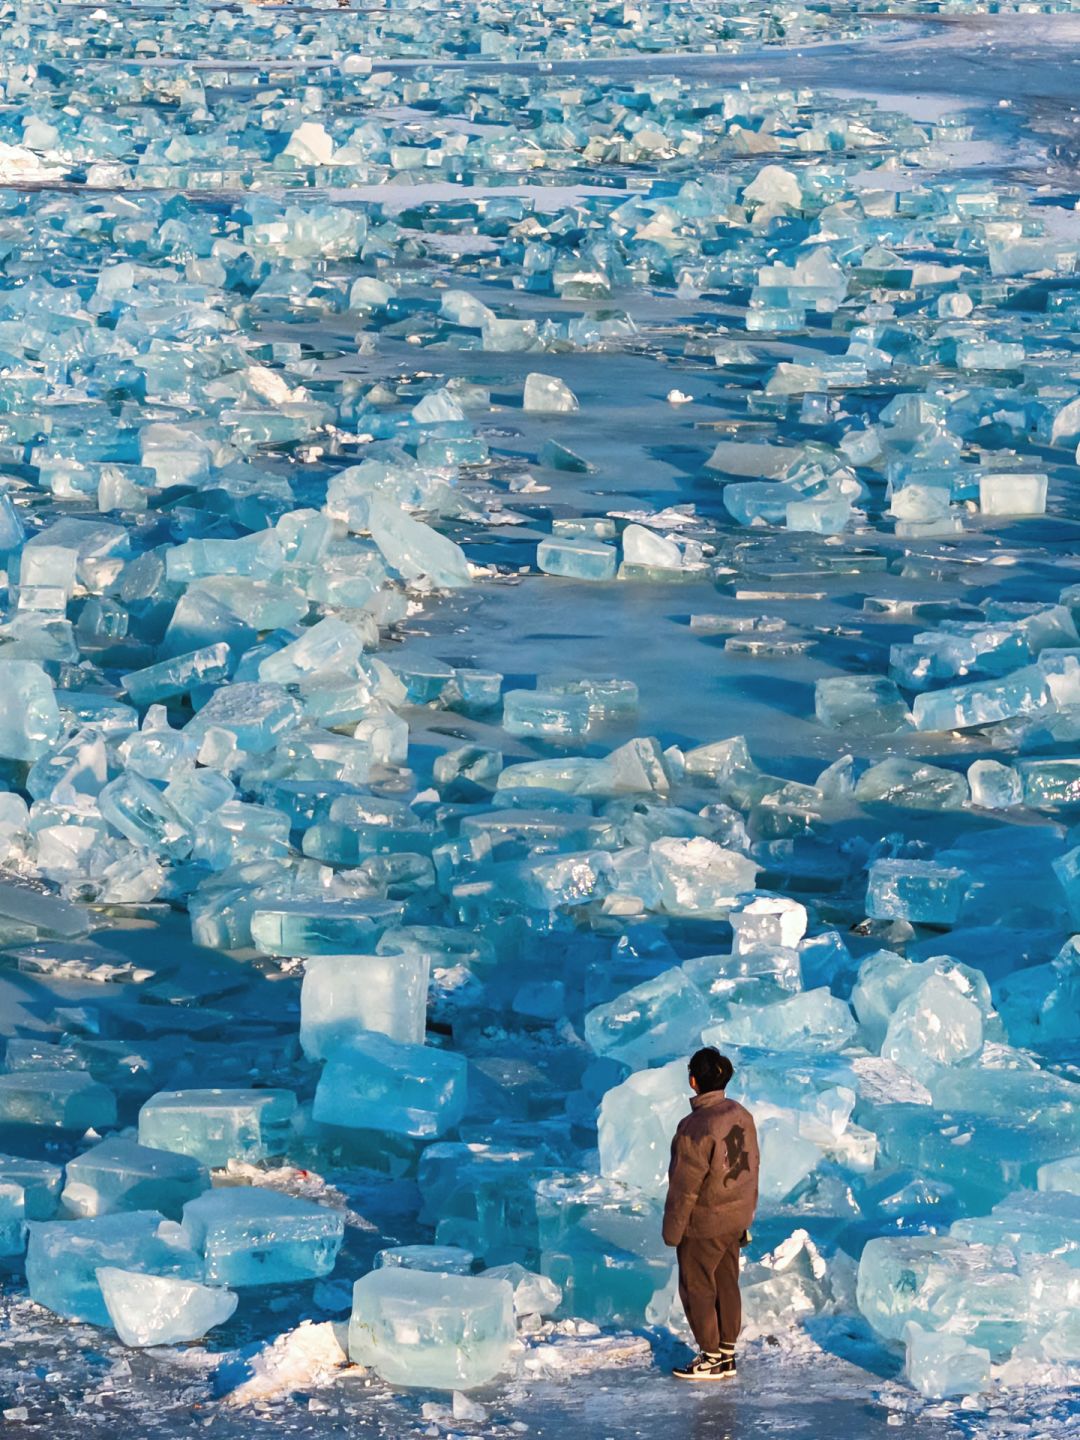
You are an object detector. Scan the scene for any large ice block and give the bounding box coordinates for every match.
[865,859,968,925]
[881,972,984,1080]
[730,896,807,952]
[0,1070,117,1130]
[98,1266,237,1347]
[584,966,709,1067]
[313,1031,467,1138]
[26,1211,202,1325]
[0,660,61,760]
[683,946,803,1014]
[912,667,1049,732]
[598,1060,687,1194]
[647,837,759,918]
[181,1186,344,1286]
[62,1138,210,1220]
[815,676,911,736]
[376,1244,475,1275]
[138,1089,297,1168]
[347,1268,515,1390]
[300,949,430,1056]
[857,1234,1026,1353]
[703,988,856,1053]
[904,1322,990,1398]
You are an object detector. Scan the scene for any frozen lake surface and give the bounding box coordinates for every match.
[0,3,1078,1437]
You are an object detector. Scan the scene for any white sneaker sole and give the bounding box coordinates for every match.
[672,1369,737,1382]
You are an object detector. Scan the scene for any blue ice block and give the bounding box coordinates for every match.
[536,537,617,581]
[27,1211,202,1325]
[183,682,302,754]
[98,1266,238,1347]
[138,1088,297,1168]
[866,859,968,925]
[313,1031,467,1138]
[376,1244,474,1274]
[0,1154,62,1220]
[181,1186,344,1286]
[0,660,61,761]
[584,966,709,1067]
[348,1267,515,1389]
[0,1070,117,1130]
[300,948,430,1055]
[911,666,1049,732]
[62,1138,210,1221]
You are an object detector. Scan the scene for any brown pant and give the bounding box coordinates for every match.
[676,1233,742,1353]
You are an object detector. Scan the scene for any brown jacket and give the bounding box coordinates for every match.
[662,1090,759,1246]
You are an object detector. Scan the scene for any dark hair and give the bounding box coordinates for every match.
[689,1047,733,1093]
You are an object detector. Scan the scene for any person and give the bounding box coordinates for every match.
[662,1046,759,1381]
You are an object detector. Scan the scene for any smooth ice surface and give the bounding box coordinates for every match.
[313,1032,467,1138]
[26,1212,201,1325]
[181,1187,344,1287]
[138,1090,297,1169]
[97,1267,238,1348]
[300,950,430,1055]
[348,1268,516,1390]
[62,1139,210,1220]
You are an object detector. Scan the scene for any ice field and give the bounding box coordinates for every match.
[0,2,1077,1437]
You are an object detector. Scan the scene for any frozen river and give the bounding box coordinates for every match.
[0,4,1077,1438]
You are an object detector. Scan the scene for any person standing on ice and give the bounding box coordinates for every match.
[662,1047,759,1382]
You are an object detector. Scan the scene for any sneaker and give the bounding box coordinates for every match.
[672,1350,736,1382]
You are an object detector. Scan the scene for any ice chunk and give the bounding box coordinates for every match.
[536,537,617,582]
[703,989,856,1053]
[968,759,1022,809]
[0,661,61,760]
[730,896,807,952]
[584,966,709,1067]
[0,1070,116,1130]
[482,1262,561,1317]
[27,1211,201,1325]
[911,667,1049,732]
[348,1268,515,1390]
[313,1031,467,1138]
[301,950,430,1055]
[377,1244,474,1275]
[815,675,911,736]
[98,1267,237,1347]
[368,499,471,590]
[904,1322,989,1398]
[866,859,968,925]
[62,1138,210,1220]
[0,1155,61,1220]
[523,373,578,413]
[683,946,802,1015]
[181,1187,344,1286]
[138,1089,297,1168]
[881,972,984,1081]
[1038,1156,1080,1194]
[979,472,1047,516]
[647,837,758,918]
[598,1060,687,1194]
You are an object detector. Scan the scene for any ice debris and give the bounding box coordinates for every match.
[0,0,1074,1417]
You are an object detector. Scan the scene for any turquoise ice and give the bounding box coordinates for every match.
[313,1031,467,1138]
[98,1267,238,1347]
[181,1187,344,1287]
[62,1138,210,1221]
[138,1089,297,1168]
[27,1212,202,1325]
[348,1268,516,1389]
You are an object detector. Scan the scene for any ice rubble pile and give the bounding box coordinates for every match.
[0,0,1074,1408]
